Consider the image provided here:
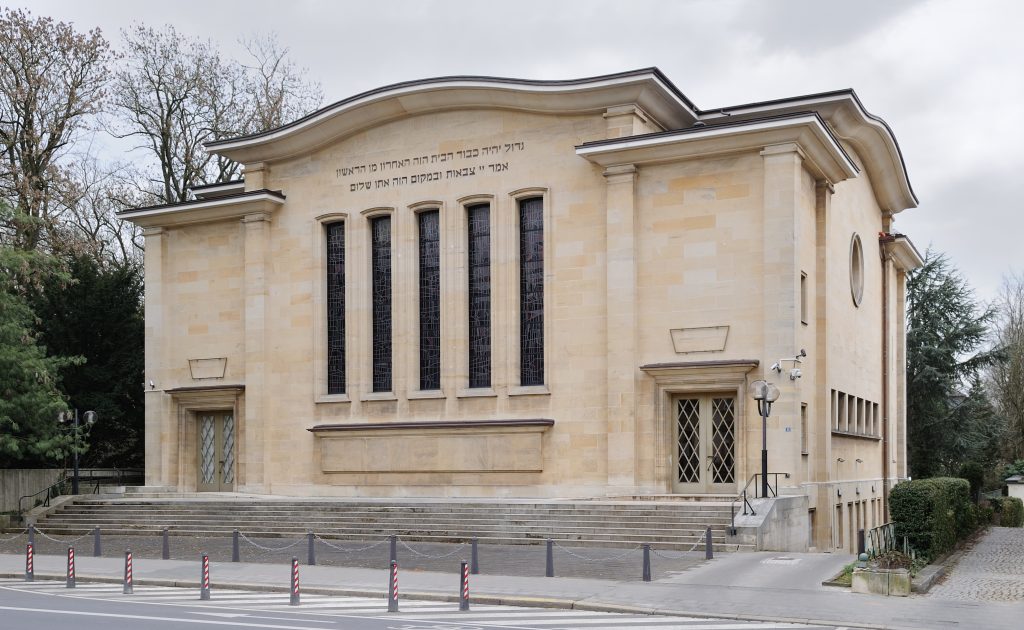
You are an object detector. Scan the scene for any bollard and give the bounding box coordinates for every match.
[123,549,134,594]
[545,539,554,577]
[705,527,713,560]
[642,544,651,582]
[387,560,399,613]
[389,534,397,565]
[307,531,316,566]
[162,528,170,560]
[28,524,35,548]
[66,546,76,588]
[232,529,240,562]
[93,527,102,557]
[470,538,479,575]
[25,543,33,582]
[459,561,470,611]
[199,552,211,600]
[857,529,866,556]
[289,556,300,606]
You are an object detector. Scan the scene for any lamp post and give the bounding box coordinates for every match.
[749,380,780,499]
[58,409,97,495]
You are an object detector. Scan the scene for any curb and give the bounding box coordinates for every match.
[1,571,913,629]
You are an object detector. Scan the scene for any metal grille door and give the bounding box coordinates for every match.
[197,412,236,492]
[672,395,737,493]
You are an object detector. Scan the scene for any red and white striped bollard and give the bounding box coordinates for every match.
[199,552,211,600]
[123,549,134,594]
[66,546,75,588]
[289,556,300,606]
[387,559,399,612]
[459,560,470,611]
[25,543,33,582]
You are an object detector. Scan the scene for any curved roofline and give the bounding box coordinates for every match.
[207,67,697,154]
[700,88,918,208]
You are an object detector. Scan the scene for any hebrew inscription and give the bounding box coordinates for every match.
[337,141,525,192]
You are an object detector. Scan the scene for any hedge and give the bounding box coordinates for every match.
[996,497,1023,527]
[889,477,973,560]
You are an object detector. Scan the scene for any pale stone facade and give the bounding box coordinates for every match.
[121,69,922,551]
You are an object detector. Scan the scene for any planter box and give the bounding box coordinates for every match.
[852,567,911,596]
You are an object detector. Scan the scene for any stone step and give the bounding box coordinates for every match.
[33,526,740,548]
[67,498,738,510]
[58,506,737,519]
[47,510,734,523]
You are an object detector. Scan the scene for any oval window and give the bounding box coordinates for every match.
[850,233,864,307]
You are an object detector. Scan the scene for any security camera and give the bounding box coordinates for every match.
[789,368,802,380]
[770,362,782,373]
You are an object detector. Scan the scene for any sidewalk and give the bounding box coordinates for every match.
[1,551,1019,630]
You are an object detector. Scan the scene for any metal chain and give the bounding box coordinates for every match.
[237,532,305,552]
[313,534,389,553]
[33,527,94,544]
[397,538,468,559]
[650,529,707,560]
[551,540,641,562]
[0,529,27,543]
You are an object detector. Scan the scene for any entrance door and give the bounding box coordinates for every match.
[672,395,736,493]
[197,412,235,492]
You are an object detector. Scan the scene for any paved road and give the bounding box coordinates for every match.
[0,578,839,630]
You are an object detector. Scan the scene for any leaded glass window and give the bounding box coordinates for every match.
[467,203,491,388]
[371,216,392,392]
[418,210,441,390]
[519,198,544,386]
[326,222,346,394]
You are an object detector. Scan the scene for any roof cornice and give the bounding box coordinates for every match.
[118,189,286,228]
[701,90,917,213]
[205,69,698,163]
[576,113,859,186]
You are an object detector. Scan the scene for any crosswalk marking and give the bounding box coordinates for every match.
[0,578,836,629]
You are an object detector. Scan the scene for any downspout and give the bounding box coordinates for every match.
[879,232,895,521]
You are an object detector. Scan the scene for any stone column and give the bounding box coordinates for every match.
[760,144,805,484]
[604,164,638,491]
[813,180,833,548]
[142,227,169,487]
[242,212,271,492]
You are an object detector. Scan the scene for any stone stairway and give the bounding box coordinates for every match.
[34,494,752,550]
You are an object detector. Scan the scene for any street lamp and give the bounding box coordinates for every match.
[749,379,780,499]
[58,409,97,495]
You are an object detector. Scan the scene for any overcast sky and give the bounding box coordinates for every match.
[25,0,1024,302]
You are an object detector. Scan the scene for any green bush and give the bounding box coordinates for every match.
[890,477,973,560]
[995,497,1023,527]
[958,462,984,502]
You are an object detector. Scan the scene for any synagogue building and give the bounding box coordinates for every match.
[120,68,922,551]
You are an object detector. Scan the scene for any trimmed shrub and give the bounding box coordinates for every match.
[890,477,973,560]
[958,462,984,503]
[996,497,1023,527]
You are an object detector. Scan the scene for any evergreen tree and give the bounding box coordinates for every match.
[29,254,144,467]
[906,250,998,478]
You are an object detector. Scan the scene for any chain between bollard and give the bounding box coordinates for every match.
[649,528,709,560]
[550,540,641,562]
[237,531,306,552]
[312,534,389,553]
[397,538,468,559]
[34,527,94,544]
[0,528,28,543]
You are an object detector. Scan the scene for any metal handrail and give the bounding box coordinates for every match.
[18,468,144,513]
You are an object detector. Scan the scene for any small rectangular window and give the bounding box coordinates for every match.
[800,271,808,325]
[418,211,441,390]
[370,216,392,393]
[800,403,808,455]
[467,203,491,388]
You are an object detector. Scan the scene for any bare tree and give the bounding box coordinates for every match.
[113,26,323,206]
[113,24,247,204]
[57,156,145,265]
[240,33,323,133]
[991,274,1024,459]
[0,8,112,250]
